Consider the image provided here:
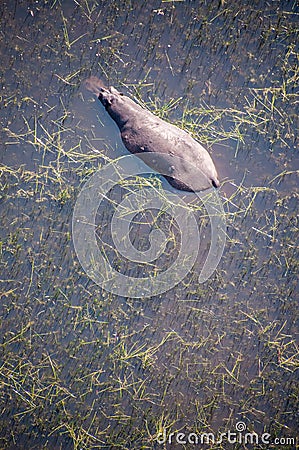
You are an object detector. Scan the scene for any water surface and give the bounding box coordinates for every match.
[0,0,298,449]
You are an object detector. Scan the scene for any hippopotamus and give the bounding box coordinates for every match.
[84,76,220,192]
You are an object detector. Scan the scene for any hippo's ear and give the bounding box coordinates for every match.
[110,86,122,95]
[109,86,124,96]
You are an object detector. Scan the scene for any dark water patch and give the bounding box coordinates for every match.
[0,0,298,448]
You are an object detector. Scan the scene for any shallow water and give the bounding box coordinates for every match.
[0,0,298,449]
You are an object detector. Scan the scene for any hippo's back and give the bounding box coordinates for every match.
[120,115,219,191]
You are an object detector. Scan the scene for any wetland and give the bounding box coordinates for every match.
[0,0,298,449]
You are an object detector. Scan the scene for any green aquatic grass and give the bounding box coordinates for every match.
[0,1,298,448]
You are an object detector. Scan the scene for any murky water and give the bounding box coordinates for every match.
[0,0,298,449]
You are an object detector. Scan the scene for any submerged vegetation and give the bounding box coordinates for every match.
[0,0,298,448]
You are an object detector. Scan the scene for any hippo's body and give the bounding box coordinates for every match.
[84,76,220,192]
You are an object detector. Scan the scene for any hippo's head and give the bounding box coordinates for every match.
[98,87,135,128]
[84,77,136,128]
[98,86,123,108]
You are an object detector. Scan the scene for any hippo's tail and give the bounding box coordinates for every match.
[212,177,220,188]
[84,76,107,96]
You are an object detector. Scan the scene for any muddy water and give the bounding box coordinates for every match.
[0,1,298,449]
